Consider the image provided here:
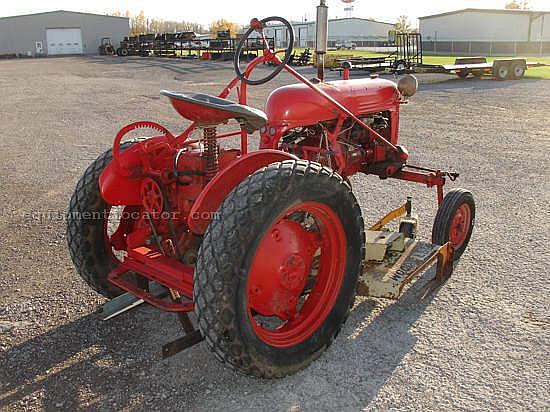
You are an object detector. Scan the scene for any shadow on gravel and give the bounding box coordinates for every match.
[88,56,233,77]
[0,308,166,410]
[0,267,447,410]
[341,266,442,408]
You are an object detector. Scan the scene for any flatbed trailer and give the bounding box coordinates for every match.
[338,34,548,80]
[116,34,273,61]
[411,57,546,80]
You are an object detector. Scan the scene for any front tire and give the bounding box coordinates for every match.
[432,188,475,261]
[194,161,365,377]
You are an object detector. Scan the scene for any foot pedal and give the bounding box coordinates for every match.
[97,282,168,320]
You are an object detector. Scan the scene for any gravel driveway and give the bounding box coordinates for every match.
[0,56,548,411]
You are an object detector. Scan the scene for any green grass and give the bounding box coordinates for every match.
[296,48,550,79]
[422,55,550,79]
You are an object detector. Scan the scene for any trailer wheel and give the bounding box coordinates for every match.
[195,160,365,378]
[494,64,510,81]
[456,70,469,79]
[394,60,407,71]
[432,188,475,261]
[66,141,139,298]
[511,63,526,80]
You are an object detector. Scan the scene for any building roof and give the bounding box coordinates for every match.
[419,8,550,20]
[0,10,129,21]
[266,17,394,28]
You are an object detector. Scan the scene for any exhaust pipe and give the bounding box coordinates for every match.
[316,0,328,81]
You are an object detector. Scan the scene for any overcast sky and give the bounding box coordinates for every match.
[1,0,549,27]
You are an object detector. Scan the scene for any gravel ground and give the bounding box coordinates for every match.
[0,56,548,411]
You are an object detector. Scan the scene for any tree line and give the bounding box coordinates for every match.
[112,3,532,38]
[111,11,240,37]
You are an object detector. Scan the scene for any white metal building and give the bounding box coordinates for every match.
[419,8,550,42]
[259,17,394,48]
[0,10,129,56]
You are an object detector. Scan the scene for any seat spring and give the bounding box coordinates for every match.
[203,127,219,181]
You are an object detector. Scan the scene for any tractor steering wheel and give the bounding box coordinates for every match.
[234,16,294,85]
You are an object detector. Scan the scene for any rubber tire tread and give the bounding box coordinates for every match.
[432,188,475,261]
[66,141,137,298]
[194,160,365,378]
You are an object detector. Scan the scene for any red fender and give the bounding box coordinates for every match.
[188,150,298,234]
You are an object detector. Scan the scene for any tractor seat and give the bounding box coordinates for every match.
[161,91,267,133]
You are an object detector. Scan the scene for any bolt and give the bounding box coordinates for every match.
[272,229,281,241]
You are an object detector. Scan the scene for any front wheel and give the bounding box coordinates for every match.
[432,188,475,260]
[194,161,365,377]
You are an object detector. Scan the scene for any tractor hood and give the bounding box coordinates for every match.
[264,78,400,131]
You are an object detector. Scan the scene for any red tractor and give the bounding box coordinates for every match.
[67,9,475,378]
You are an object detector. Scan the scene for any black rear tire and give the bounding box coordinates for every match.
[494,64,510,81]
[432,188,475,261]
[511,63,526,80]
[66,141,136,298]
[194,160,365,378]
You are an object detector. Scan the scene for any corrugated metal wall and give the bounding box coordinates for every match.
[0,11,129,56]
[420,11,535,42]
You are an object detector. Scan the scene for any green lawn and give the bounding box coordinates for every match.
[422,55,550,79]
[300,49,550,79]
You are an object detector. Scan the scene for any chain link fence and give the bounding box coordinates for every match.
[422,41,550,57]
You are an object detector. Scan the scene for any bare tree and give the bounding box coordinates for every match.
[118,10,205,35]
[395,15,412,33]
[505,0,530,9]
[209,19,241,37]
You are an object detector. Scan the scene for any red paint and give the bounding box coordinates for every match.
[449,204,471,249]
[167,96,239,125]
[114,246,194,298]
[264,78,399,135]
[188,150,298,234]
[343,66,350,80]
[95,16,462,314]
[247,202,347,347]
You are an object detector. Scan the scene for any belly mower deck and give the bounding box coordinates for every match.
[98,198,453,359]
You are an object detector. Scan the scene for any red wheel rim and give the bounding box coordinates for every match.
[247,201,347,347]
[449,204,471,249]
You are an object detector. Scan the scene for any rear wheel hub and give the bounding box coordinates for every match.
[449,204,471,249]
[246,201,347,347]
[248,219,318,320]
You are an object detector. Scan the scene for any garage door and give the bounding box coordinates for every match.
[46,28,83,55]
